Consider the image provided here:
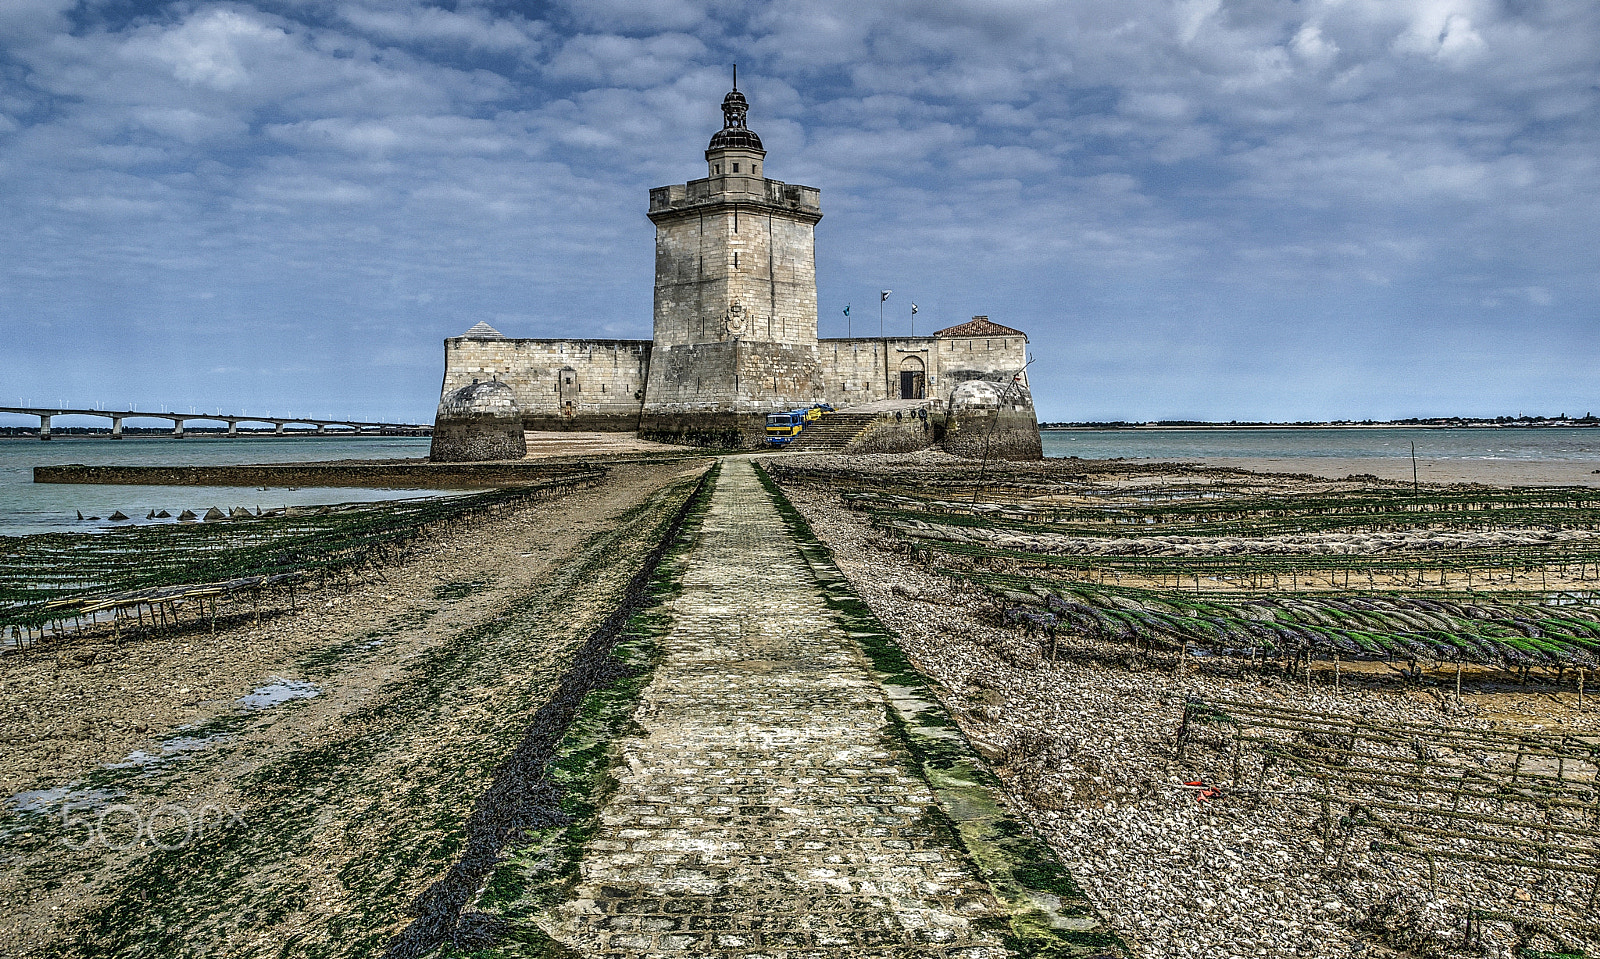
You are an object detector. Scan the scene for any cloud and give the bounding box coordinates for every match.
[124,8,289,91]
[544,33,707,86]
[0,0,75,40]
[131,106,248,142]
[337,3,546,54]
[1392,1,1489,63]
[0,0,1595,422]
[265,115,516,156]
[551,0,712,34]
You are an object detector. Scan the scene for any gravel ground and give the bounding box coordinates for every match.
[0,460,710,957]
[889,516,1600,557]
[777,474,1600,959]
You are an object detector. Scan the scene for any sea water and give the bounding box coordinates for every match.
[8,429,1596,535]
[0,435,437,537]
[1040,427,1600,463]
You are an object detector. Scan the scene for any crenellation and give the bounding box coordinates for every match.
[648,177,821,220]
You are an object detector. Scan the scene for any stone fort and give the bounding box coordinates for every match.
[432,79,1040,457]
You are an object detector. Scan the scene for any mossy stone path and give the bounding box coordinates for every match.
[531,458,1119,957]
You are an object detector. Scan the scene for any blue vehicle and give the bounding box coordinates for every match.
[765,409,808,444]
[766,404,833,445]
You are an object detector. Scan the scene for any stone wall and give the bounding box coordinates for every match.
[816,333,1030,408]
[440,337,651,431]
[931,332,1030,400]
[35,462,599,488]
[430,379,527,462]
[436,326,1036,446]
[638,340,826,448]
[635,411,767,449]
[642,169,825,449]
[842,410,936,455]
[816,337,931,407]
[649,178,821,352]
[941,380,1044,461]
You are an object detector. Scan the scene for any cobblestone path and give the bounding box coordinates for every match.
[548,458,1018,956]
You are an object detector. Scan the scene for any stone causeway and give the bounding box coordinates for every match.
[517,458,1122,957]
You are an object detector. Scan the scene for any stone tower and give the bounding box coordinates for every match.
[639,72,824,447]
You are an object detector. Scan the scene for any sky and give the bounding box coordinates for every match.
[0,0,1596,425]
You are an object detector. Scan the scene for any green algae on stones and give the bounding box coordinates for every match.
[420,464,718,959]
[756,461,1129,958]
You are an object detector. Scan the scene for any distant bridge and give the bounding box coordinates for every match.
[0,407,432,440]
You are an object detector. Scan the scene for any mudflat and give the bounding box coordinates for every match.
[1189,454,1600,486]
[766,450,1600,959]
[0,460,710,956]
[10,443,1600,959]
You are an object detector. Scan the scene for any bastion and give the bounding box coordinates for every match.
[430,378,527,462]
[431,79,1042,458]
[942,379,1046,461]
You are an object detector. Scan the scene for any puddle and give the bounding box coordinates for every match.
[5,684,310,829]
[6,786,124,816]
[106,733,227,771]
[237,678,319,710]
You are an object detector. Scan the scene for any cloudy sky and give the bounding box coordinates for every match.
[1,0,1595,424]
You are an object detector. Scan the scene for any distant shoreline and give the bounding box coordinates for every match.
[1042,423,1600,432]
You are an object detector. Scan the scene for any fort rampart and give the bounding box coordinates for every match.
[440,337,651,432]
[429,81,1041,457]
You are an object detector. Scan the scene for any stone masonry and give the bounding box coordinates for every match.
[428,377,528,462]
[439,328,651,433]
[638,81,825,446]
[431,80,1041,452]
[546,459,1017,955]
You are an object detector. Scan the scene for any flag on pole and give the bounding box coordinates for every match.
[842,305,850,316]
[910,304,918,314]
[881,290,892,301]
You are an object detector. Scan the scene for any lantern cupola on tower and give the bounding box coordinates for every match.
[705,65,765,180]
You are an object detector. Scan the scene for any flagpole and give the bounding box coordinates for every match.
[879,290,891,398]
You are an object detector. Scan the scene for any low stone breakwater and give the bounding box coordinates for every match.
[33,461,600,489]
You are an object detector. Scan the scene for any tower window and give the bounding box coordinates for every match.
[732,162,740,173]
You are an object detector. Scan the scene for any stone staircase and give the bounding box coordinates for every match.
[783,412,878,452]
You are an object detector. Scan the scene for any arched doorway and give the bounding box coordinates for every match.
[898,356,926,400]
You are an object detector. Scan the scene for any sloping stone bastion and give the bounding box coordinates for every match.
[431,80,1041,459]
[430,377,527,462]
